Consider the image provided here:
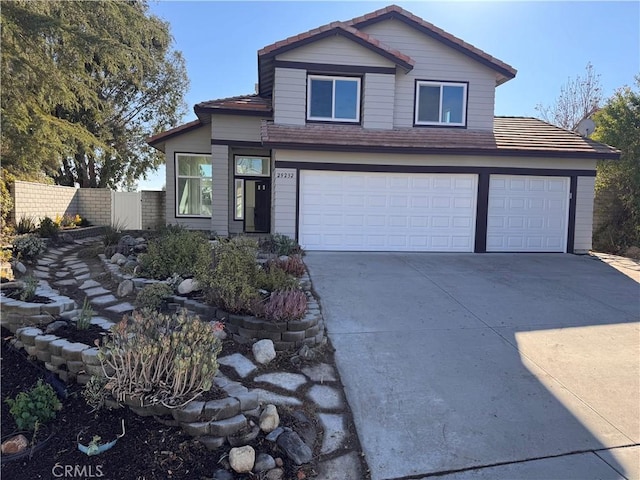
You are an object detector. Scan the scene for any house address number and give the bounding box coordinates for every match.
[276,172,294,179]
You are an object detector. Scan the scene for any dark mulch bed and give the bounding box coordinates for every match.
[0,328,323,479]
[50,323,109,347]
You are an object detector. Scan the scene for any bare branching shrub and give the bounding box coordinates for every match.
[263,289,308,322]
[100,309,222,408]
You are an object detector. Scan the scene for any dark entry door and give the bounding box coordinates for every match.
[252,179,270,233]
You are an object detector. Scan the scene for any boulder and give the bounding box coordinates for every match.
[252,339,276,365]
[253,453,276,473]
[229,445,255,473]
[116,235,137,255]
[276,431,312,465]
[110,253,126,265]
[177,278,200,295]
[1,434,28,454]
[13,261,27,275]
[259,404,280,433]
[45,320,68,334]
[265,468,284,480]
[117,279,134,297]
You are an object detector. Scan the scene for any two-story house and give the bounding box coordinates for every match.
[148,4,619,253]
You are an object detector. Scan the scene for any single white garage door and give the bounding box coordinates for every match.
[487,175,569,252]
[299,171,478,251]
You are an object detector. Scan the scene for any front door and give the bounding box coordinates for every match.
[245,179,271,233]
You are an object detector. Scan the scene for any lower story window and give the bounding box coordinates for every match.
[176,153,212,216]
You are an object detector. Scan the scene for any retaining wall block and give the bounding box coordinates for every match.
[181,421,210,437]
[204,397,240,422]
[208,414,247,437]
[171,401,205,423]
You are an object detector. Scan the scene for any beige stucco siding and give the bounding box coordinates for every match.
[274,68,307,126]
[211,115,263,142]
[274,150,598,171]
[360,19,497,130]
[277,35,397,67]
[164,125,211,229]
[574,176,595,253]
[363,73,395,129]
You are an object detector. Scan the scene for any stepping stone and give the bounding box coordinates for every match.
[65,260,85,267]
[252,389,302,407]
[56,279,78,286]
[105,303,135,314]
[254,373,307,392]
[302,363,338,383]
[90,317,115,329]
[315,452,362,480]
[76,273,91,280]
[318,413,347,454]
[90,294,117,306]
[84,287,111,297]
[307,385,343,410]
[55,270,70,278]
[33,271,50,279]
[218,353,257,378]
[79,280,101,290]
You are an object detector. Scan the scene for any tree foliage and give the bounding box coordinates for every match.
[592,77,640,252]
[536,63,602,131]
[1,0,188,188]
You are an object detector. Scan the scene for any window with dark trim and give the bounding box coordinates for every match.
[307,75,361,122]
[415,81,467,126]
[175,153,212,217]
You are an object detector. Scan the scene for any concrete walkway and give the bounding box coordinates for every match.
[306,252,639,480]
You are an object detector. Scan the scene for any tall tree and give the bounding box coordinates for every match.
[536,62,602,131]
[592,77,640,252]
[1,0,188,188]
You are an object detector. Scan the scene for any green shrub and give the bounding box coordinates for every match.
[257,264,299,292]
[13,234,46,261]
[38,216,59,239]
[139,228,211,279]
[0,170,14,235]
[100,309,222,407]
[19,276,38,302]
[77,297,94,330]
[135,282,173,310]
[82,376,108,411]
[5,379,62,431]
[16,215,37,234]
[262,289,308,322]
[195,237,260,313]
[103,222,123,248]
[260,233,303,256]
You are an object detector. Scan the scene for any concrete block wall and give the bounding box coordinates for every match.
[141,191,166,230]
[11,181,78,223]
[77,188,112,226]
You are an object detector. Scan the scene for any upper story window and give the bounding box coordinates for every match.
[415,81,467,126]
[307,75,361,122]
[176,153,212,217]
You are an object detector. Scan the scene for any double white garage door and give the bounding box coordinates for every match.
[298,171,569,252]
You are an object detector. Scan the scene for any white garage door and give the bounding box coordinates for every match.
[487,175,569,252]
[299,171,478,251]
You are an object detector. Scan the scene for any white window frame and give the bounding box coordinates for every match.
[414,81,467,126]
[234,178,244,220]
[175,153,212,217]
[234,156,270,177]
[307,75,361,122]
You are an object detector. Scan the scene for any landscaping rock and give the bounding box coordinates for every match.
[117,279,134,297]
[265,427,284,442]
[13,261,26,275]
[228,424,260,447]
[177,278,200,294]
[265,468,284,480]
[110,253,126,264]
[123,260,138,271]
[117,235,137,255]
[252,339,276,365]
[229,445,255,473]
[212,469,234,480]
[1,434,28,454]
[292,410,316,448]
[45,320,68,334]
[253,453,276,473]
[276,430,313,465]
[259,404,280,433]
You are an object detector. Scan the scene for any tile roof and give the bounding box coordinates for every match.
[195,94,272,114]
[146,119,203,147]
[261,117,620,160]
[258,21,414,71]
[346,4,517,82]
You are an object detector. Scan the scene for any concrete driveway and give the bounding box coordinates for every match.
[305,253,639,480]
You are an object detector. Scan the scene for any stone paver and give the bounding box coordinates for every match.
[254,372,307,392]
[306,385,343,410]
[84,286,110,297]
[105,302,135,314]
[314,452,362,480]
[57,279,78,286]
[90,294,118,306]
[301,363,337,383]
[79,280,101,290]
[252,389,302,407]
[76,273,91,280]
[318,413,347,454]
[218,353,257,378]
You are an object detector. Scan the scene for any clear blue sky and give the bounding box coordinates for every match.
[138,1,639,190]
